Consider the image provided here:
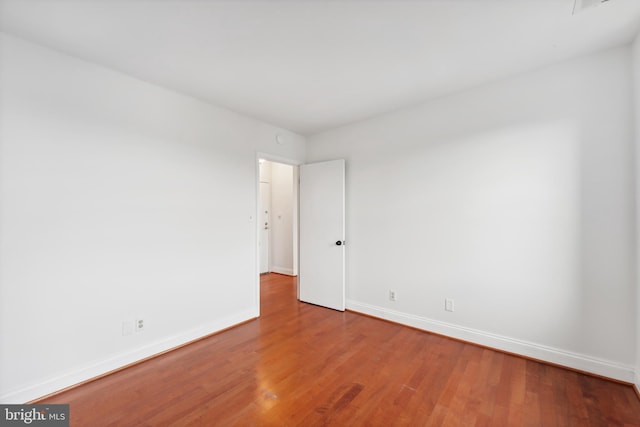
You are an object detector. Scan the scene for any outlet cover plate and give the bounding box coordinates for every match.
[445,299,454,312]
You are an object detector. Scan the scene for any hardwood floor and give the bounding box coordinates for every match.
[38,273,640,426]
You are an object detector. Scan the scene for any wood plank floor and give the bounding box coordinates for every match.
[38,273,640,426]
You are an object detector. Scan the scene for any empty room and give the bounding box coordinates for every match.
[2,0,640,425]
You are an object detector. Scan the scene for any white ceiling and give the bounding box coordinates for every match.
[1,0,640,135]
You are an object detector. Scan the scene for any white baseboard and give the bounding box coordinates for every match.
[4,302,635,403]
[271,266,295,276]
[347,299,635,383]
[1,309,256,403]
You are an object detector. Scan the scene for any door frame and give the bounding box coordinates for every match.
[258,180,271,274]
[255,152,302,316]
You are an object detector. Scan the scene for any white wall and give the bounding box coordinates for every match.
[307,47,636,381]
[0,33,305,402]
[259,158,272,183]
[270,162,295,275]
[633,32,640,391]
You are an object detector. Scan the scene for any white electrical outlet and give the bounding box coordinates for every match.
[122,321,134,336]
[135,318,145,332]
[389,290,397,302]
[445,298,454,312]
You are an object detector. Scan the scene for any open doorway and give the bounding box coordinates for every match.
[258,158,298,277]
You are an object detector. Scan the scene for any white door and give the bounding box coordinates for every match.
[299,159,345,311]
[259,182,270,274]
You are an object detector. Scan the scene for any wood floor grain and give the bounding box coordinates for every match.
[37,273,640,426]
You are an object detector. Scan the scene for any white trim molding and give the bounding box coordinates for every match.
[346,299,635,384]
[271,266,295,276]
[0,310,256,404]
